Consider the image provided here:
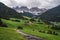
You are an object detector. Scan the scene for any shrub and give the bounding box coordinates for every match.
[0,19,3,25]
[52,31,58,35]
[37,22,43,24]
[30,19,35,22]
[47,30,58,35]
[1,24,8,27]
[17,26,23,30]
[51,25,60,30]
[39,30,42,32]
[47,30,52,34]
[43,20,51,25]
[0,19,7,27]
[39,30,45,33]
[12,20,20,22]
[33,29,34,31]
[23,18,28,20]
[2,17,10,20]
[42,30,45,33]
[55,33,58,35]
[5,18,10,20]
[52,31,55,34]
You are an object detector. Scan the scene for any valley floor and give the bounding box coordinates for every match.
[0,18,60,40]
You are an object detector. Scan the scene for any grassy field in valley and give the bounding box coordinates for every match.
[1,18,60,40]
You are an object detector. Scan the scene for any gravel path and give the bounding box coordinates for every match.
[17,30,44,40]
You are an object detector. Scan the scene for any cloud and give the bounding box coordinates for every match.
[0,0,60,9]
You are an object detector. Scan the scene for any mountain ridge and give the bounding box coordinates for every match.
[40,5,60,22]
[0,2,23,18]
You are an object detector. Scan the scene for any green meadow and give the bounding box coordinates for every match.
[0,18,59,40]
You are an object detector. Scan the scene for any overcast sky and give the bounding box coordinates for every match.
[0,0,60,9]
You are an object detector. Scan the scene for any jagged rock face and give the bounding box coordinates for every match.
[19,6,29,11]
[29,7,47,15]
[30,7,41,11]
[40,5,60,22]
[13,6,47,15]
[30,7,46,12]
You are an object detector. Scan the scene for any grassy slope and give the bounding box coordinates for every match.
[2,19,27,28]
[2,18,60,40]
[0,27,24,40]
[22,24,60,40]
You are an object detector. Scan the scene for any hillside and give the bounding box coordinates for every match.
[40,5,60,22]
[0,2,22,18]
[22,12,34,18]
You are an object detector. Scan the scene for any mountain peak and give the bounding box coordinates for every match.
[20,6,29,10]
[13,6,47,15]
[30,7,40,11]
